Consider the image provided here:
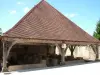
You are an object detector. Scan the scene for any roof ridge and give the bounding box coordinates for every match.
[4,0,45,35]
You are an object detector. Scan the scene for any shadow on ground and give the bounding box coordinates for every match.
[16,60,100,73]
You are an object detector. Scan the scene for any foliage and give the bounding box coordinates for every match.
[93,20,100,40]
[0,28,2,36]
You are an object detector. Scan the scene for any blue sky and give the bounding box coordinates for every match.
[0,0,100,35]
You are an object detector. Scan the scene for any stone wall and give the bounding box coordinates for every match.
[55,46,99,61]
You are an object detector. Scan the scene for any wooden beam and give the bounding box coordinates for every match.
[3,37,99,45]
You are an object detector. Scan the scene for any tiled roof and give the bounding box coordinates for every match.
[3,0,99,43]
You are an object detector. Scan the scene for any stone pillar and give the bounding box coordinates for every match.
[2,41,8,72]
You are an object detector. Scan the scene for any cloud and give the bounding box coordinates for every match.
[65,13,78,18]
[24,7,30,13]
[17,2,24,5]
[10,10,16,14]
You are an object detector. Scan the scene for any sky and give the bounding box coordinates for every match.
[0,0,100,35]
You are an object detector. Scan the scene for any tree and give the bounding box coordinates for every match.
[93,20,100,40]
[0,28,2,36]
[93,20,100,60]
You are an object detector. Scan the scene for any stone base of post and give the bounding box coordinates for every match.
[2,67,8,72]
[60,62,65,65]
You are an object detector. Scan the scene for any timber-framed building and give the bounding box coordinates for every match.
[0,0,100,72]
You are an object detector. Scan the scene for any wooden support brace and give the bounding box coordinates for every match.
[69,45,76,57]
[7,41,16,58]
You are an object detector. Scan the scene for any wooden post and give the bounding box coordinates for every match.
[56,44,68,65]
[91,44,99,60]
[49,45,56,55]
[69,45,76,58]
[61,48,65,64]
[2,41,8,72]
[96,45,99,60]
